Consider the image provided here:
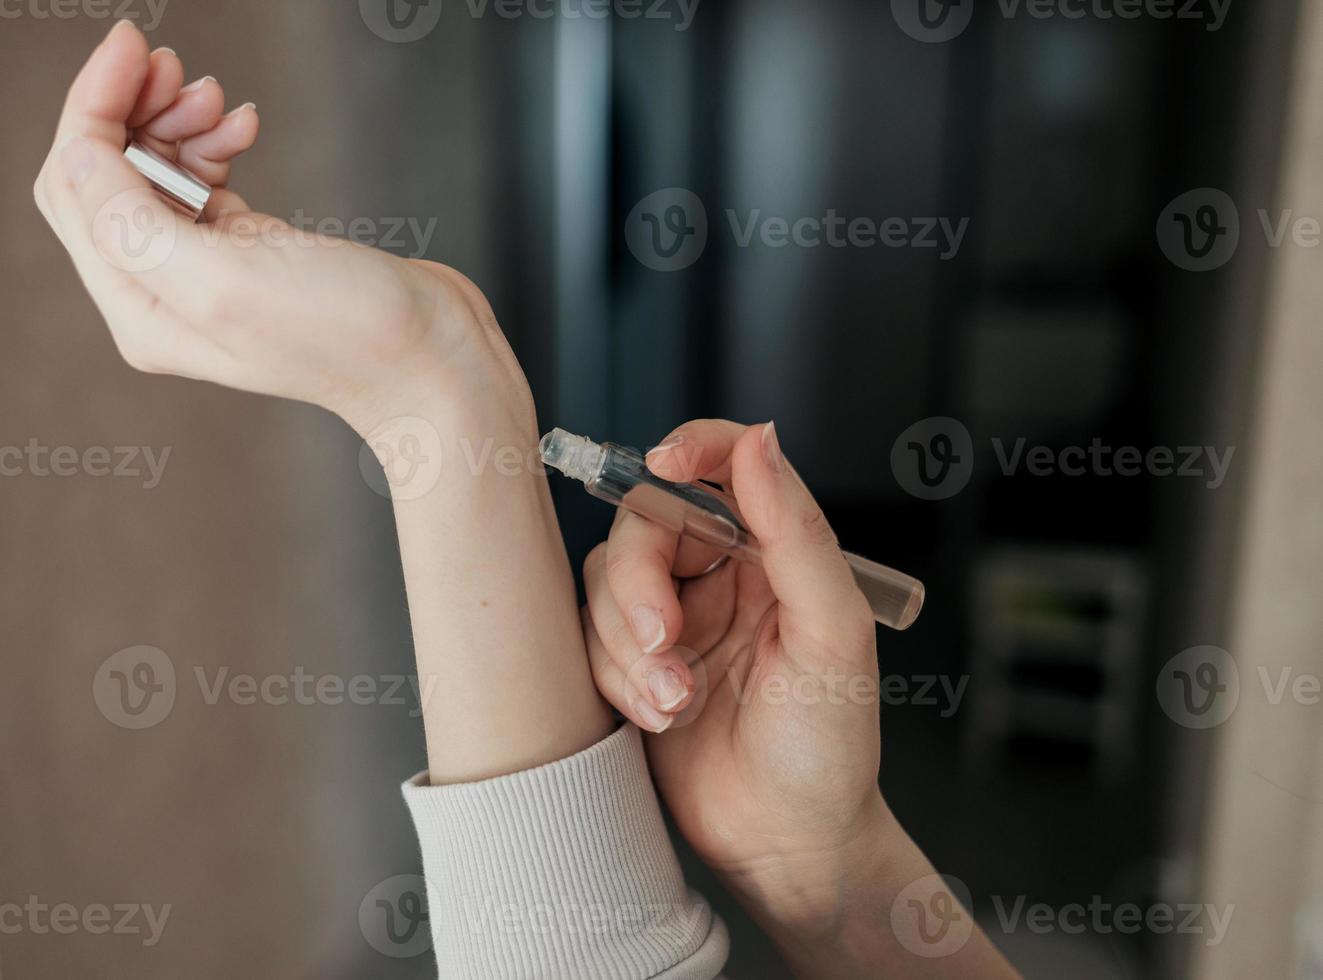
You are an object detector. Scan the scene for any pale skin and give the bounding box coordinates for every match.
[37,20,1019,978]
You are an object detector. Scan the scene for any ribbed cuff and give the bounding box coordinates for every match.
[402,724,729,979]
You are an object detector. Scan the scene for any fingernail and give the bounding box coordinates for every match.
[155,46,177,57]
[182,75,216,93]
[630,605,667,654]
[228,102,257,117]
[632,697,674,734]
[762,421,786,473]
[110,19,136,36]
[60,138,95,188]
[648,666,689,712]
[646,435,684,460]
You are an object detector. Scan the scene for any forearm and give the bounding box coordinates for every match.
[384,395,613,784]
[726,800,1019,979]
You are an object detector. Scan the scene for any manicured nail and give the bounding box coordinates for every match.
[155,46,177,57]
[648,666,688,712]
[60,138,95,188]
[632,698,673,734]
[110,19,136,36]
[228,102,257,117]
[182,75,216,93]
[646,435,683,460]
[762,421,785,473]
[630,605,666,654]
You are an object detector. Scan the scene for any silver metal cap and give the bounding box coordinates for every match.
[123,141,212,221]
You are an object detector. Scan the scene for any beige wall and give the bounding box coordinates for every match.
[1193,1,1323,976]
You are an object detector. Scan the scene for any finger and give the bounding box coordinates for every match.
[53,19,151,148]
[730,422,874,653]
[672,535,728,579]
[203,187,252,222]
[46,140,221,377]
[136,75,225,149]
[127,47,184,129]
[605,509,683,654]
[585,545,695,728]
[582,607,673,735]
[177,104,259,186]
[50,136,248,319]
[645,418,748,486]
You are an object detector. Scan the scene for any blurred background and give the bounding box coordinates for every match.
[2,0,1322,977]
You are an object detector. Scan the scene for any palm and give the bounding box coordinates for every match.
[646,561,883,876]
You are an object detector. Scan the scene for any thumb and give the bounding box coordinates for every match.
[730,422,873,649]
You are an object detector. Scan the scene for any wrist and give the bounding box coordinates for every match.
[719,794,912,975]
[725,792,899,931]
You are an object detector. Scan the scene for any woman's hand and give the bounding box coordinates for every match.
[33,20,533,441]
[36,21,611,783]
[581,420,1018,978]
[581,420,886,899]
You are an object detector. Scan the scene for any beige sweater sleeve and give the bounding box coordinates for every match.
[401,724,730,979]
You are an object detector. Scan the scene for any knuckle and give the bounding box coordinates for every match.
[604,547,641,581]
[584,543,609,579]
[845,595,876,635]
[115,337,162,374]
[605,616,638,653]
[799,505,838,548]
